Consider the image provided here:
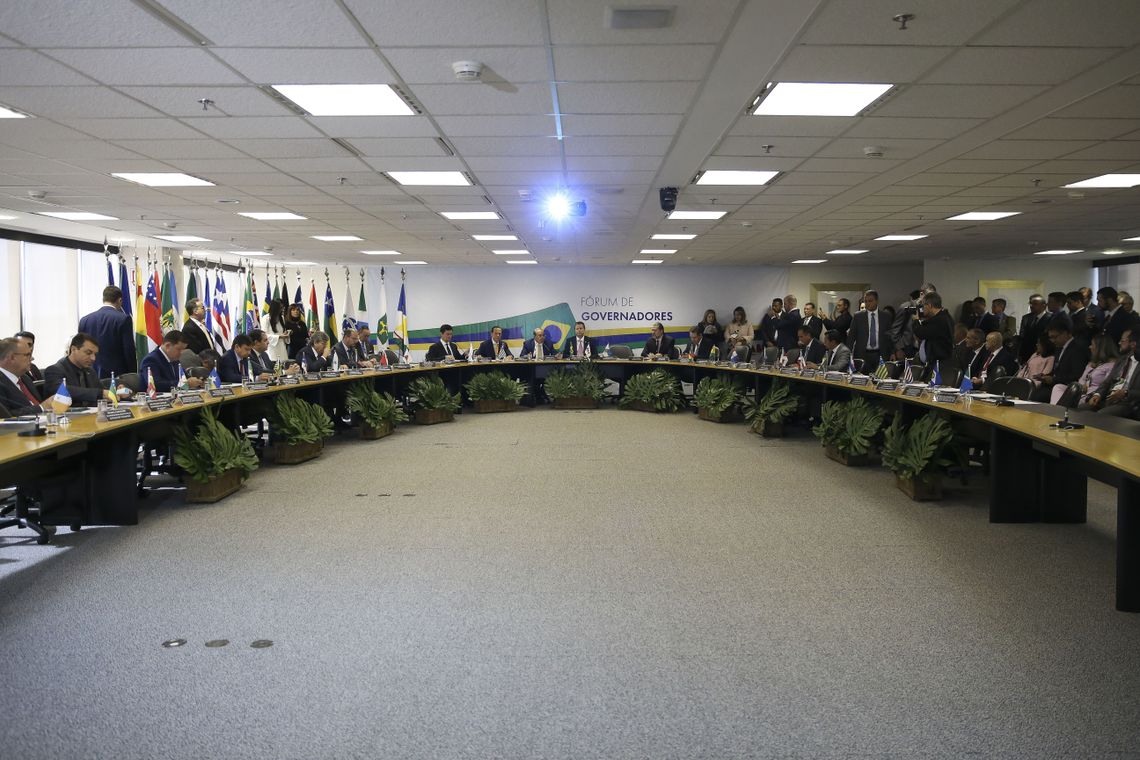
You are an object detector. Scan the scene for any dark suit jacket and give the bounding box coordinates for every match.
[477,339,513,359]
[801,315,824,340]
[775,309,801,349]
[978,347,1017,379]
[180,318,212,355]
[425,340,465,361]
[1092,354,1140,408]
[967,349,988,382]
[1104,308,1138,343]
[330,341,362,369]
[914,309,955,366]
[1050,338,1092,387]
[641,335,676,358]
[564,335,597,358]
[0,371,44,415]
[77,305,136,378]
[1068,307,1095,345]
[683,338,712,359]
[43,357,104,406]
[1018,311,1047,364]
[217,349,253,384]
[824,312,852,343]
[297,345,329,372]
[800,340,825,365]
[759,312,780,346]
[139,347,181,393]
[968,312,999,334]
[250,349,275,376]
[847,309,890,367]
[521,338,555,358]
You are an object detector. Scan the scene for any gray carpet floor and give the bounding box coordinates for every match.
[1,407,1138,760]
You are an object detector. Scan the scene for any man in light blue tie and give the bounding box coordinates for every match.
[848,289,888,370]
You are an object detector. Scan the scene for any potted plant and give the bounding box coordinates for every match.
[271,392,334,464]
[881,412,956,500]
[464,370,526,413]
[346,382,408,439]
[545,361,608,409]
[619,368,683,412]
[172,408,259,503]
[692,376,745,422]
[743,380,798,437]
[813,396,884,466]
[408,375,461,424]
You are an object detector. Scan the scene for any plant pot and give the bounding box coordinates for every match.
[415,408,455,425]
[360,420,393,440]
[625,400,659,413]
[184,468,244,503]
[473,399,517,414]
[896,474,943,501]
[825,444,876,467]
[552,396,600,410]
[758,419,784,438]
[698,406,742,423]
[273,440,323,465]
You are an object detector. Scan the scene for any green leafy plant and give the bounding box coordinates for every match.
[692,376,744,415]
[743,380,799,430]
[407,375,462,412]
[619,368,683,412]
[172,408,259,483]
[881,412,956,483]
[272,392,334,445]
[464,370,527,402]
[346,382,409,428]
[813,396,884,456]
[544,361,608,401]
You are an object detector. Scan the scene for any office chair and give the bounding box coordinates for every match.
[610,345,633,359]
[1003,377,1034,400]
[179,349,202,368]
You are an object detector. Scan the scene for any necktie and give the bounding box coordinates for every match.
[656,337,661,353]
[868,312,877,350]
[983,353,993,371]
[578,338,583,355]
[17,378,38,405]
[445,342,452,357]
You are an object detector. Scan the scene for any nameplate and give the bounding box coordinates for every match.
[208,387,235,398]
[177,392,205,405]
[279,376,301,385]
[757,364,773,372]
[902,386,925,398]
[395,363,412,369]
[102,407,135,422]
[320,371,341,379]
[824,371,846,382]
[876,379,900,392]
[848,376,871,387]
[800,369,817,379]
[933,390,961,404]
[376,366,393,372]
[302,373,321,382]
[779,367,800,376]
[145,397,174,412]
[243,382,270,391]
[347,369,367,376]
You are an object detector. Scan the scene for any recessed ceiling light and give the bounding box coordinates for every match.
[945,211,1022,221]
[271,84,413,116]
[1062,174,1140,189]
[668,210,726,220]
[216,198,241,204]
[361,250,402,255]
[631,259,663,265]
[505,260,536,265]
[472,235,517,241]
[236,251,273,256]
[827,249,868,254]
[1122,236,1140,242]
[875,234,927,241]
[155,235,211,242]
[639,249,676,254]
[441,211,500,220]
[386,171,470,186]
[1033,249,1083,255]
[37,211,119,221]
[397,260,428,265]
[0,104,30,119]
[1102,250,1124,255]
[112,172,215,187]
[0,214,18,221]
[695,170,779,186]
[792,259,827,264]
[311,235,363,242]
[753,82,893,116]
[285,261,318,266]
[492,249,530,255]
[238,212,307,220]
[652,233,696,240]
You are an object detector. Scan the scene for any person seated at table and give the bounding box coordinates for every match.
[198,349,220,374]
[477,325,513,360]
[563,321,597,358]
[140,330,203,393]
[816,329,851,371]
[959,328,986,378]
[43,333,108,407]
[1034,318,1090,402]
[682,326,712,360]
[331,328,374,369]
[249,329,297,378]
[217,334,258,383]
[14,331,43,385]
[797,326,825,367]
[521,327,555,359]
[1015,334,1055,389]
[641,322,676,359]
[727,336,752,362]
[1081,328,1138,417]
[1073,335,1120,408]
[0,336,46,415]
[356,325,376,360]
[951,323,971,371]
[698,309,723,346]
[425,324,466,361]
[971,332,1017,387]
[724,306,753,349]
[297,331,331,372]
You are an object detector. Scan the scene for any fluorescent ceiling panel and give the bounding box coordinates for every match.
[1123,236,1140,242]
[652,233,696,240]
[631,259,663,264]
[311,235,363,241]
[37,211,119,221]
[875,234,928,241]
[238,212,307,220]
[492,249,530,255]
[826,249,868,254]
[945,211,1021,221]
[0,104,30,119]
[472,235,517,241]
[112,172,214,187]
[156,235,211,242]
[398,260,428,265]
[361,250,402,255]
[668,210,726,220]
[505,260,536,265]
[386,171,470,186]
[271,84,413,116]
[1034,249,1082,255]
[1102,250,1124,255]
[1062,174,1140,189]
[753,82,893,116]
[639,249,676,254]
[695,170,778,186]
[792,259,827,264]
[235,251,273,256]
[0,214,18,220]
[441,211,500,220]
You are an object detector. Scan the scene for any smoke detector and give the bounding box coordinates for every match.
[451,61,484,82]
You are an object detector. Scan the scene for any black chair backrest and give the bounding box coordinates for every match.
[939,366,964,388]
[763,346,780,363]
[885,361,903,379]
[180,349,202,368]
[1056,382,1083,409]
[989,365,1008,380]
[986,376,1011,395]
[385,350,401,365]
[1004,377,1034,400]
[784,348,801,362]
[117,372,142,392]
[610,345,633,359]
[186,367,211,380]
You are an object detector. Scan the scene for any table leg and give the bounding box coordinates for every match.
[1117,477,1140,612]
[989,428,1041,523]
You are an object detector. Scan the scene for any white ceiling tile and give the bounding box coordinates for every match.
[973,0,1140,46]
[799,0,1022,46]
[565,156,662,172]
[158,0,371,47]
[304,116,439,138]
[558,82,698,115]
[548,0,739,44]
[164,160,278,175]
[871,84,1047,118]
[961,140,1097,160]
[843,117,984,139]
[564,136,671,156]
[815,138,944,160]
[221,138,361,159]
[0,86,160,118]
[343,138,448,157]
[922,47,1116,85]
[717,135,828,157]
[897,173,1006,187]
[358,156,464,172]
[213,48,394,85]
[465,156,563,172]
[47,48,246,87]
[113,139,248,160]
[410,82,552,116]
[795,157,905,173]
[433,115,553,137]
[775,44,952,84]
[343,0,545,45]
[0,120,105,145]
[1003,118,1139,141]
[1052,86,1140,119]
[561,114,683,136]
[61,118,208,141]
[448,136,560,157]
[118,86,293,118]
[181,116,325,140]
[383,47,548,85]
[729,116,852,138]
[0,0,196,47]
[553,45,716,82]
[0,49,95,86]
[931,158,1041,173]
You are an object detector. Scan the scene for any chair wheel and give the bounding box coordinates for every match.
[71,524,82,532]
[36,533,51,545]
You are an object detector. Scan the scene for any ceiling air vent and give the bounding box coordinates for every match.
[606,5,676,29]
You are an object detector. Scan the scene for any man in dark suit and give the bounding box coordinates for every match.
[1017,294,1049,364]
[682,327,712,359]
[1083,328,1138,419]
[43,333,107,407]
[818,329,851,371]
[140,330,202,392]
[966,297,999,334]
[1079,286,1104,332]
[563,321,597,358]
[758,297,784,348]
[77,285,136,378]
[847,289,890,372]
[217,334,257,383]
[425,324,466,361]
[180,298,213,355]
[330,328,373,368]
[297,331,331,372]
[1033,317,1091,402]
[957,328,986,377]
[1066,291,1096,347]
[641,322,676,358]
[971,332,1017,387]
[800,302,824,340]
[477,325,514,359]
[14,332,43,385]
[913,291,955,378]
[797,326,826,366]
[775,295,802,350]
[521,327,556,358]
[0,337,46,415]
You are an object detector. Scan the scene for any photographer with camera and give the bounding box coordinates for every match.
[887,283,937,360]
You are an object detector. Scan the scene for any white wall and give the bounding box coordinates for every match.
[922,258,1093,322]
[786,262,923,309]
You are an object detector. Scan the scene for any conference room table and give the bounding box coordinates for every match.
[1,357,1137,612]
